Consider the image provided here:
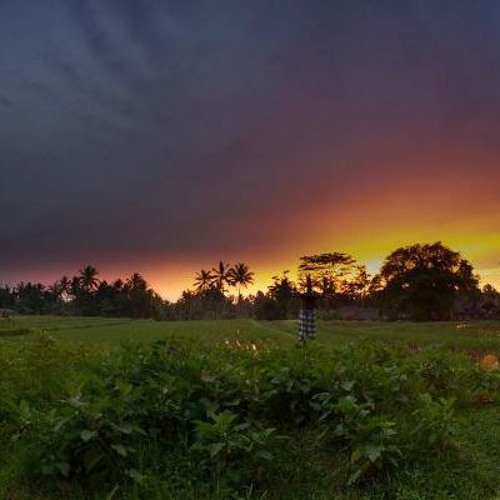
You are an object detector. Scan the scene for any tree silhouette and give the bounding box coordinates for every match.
[126,272,147,292]
[228,262,254,300]
[78,265,100,293]
[377,242,479,320]
[212,261,231,292]
[193,269,215,293]
[298,252,369,306]
[298,253,356,295]
[266,271,298,319]
[59,275,72,301]
[0,285,14,310]
[69,265,100,315]
[14,282,42,314]
[342,265,371,301]
[50,275,72,303]
[125,273,154,318]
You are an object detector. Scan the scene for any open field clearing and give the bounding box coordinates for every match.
[272,320,500,356]
[2,316,500,353]
[0,316,293,347]
[0,317,499,499]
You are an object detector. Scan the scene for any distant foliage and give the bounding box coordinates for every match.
[0,267,166,319]
[0,244,496,321]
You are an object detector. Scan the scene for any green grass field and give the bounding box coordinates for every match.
[0,316,499,499]
[2,316,500,353]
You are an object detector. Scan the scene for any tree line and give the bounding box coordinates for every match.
[0,266,164,319]
[1,242,499,321]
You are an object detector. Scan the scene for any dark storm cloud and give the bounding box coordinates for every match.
[42,53,145,126]
[1,0,500,282]
[70,0,136,80]
[110,0,167,65]
[0,96,16,108]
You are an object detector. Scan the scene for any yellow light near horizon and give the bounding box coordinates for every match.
[141,180,500,299]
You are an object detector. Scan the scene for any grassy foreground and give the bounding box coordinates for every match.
[2,316,500,351]
[0,317,499,499]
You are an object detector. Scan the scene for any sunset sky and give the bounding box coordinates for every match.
[1,1,499,300]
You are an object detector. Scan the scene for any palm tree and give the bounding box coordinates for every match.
[112,278,125,292]
[49,275,72,303]
[59,275,72,300]
[228,262,254,300]
[212,261,231,292]
[193,269,215,293]
[78,265,100,293]
[127,272,147,291]
[126,273,152,318]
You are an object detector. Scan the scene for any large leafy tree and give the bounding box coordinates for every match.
[376,241,479,320]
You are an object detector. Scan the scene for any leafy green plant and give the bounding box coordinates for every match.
[409,394,459,449]
[2,333,498,498]
[314,393,402,484]
[191,410,276,480]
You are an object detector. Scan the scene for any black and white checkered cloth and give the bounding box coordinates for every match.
[297,308,317,341]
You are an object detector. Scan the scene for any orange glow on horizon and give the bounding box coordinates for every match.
[146,168,500,299]
[12,162,499,301]
[147,249,500,302]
